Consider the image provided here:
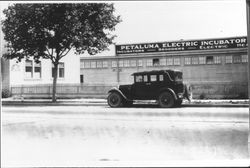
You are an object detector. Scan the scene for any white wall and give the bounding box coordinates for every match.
[10,51,81,86]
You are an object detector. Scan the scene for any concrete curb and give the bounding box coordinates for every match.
[1,100,249,107]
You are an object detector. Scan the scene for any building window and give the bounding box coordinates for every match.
[80,61,84,68]
[111,61,117,67]
[130,60,136,67]
[25,60,41,79]
[153,58,160,66]
[199,57,206,64]
[124,60,130,67]
[192,57,199,65]
[146,59,153,66]
[91,61,96,68]
[119,60,124,67]
[103,61,108,68]
[184,57,191,65]
[242,55,248,63]
[84,61,91,68]
[52,62,64,78]
[96,61,103,68]
[160,58,166,66]
[225,56,233,64]
[173,58,180,65]
[233,55,241,63]
[214,56,221,64]
[34,62,41,78]
[138,60,143,67]
[25,60,33,78]
[167,58,173,65]
[206,56,214,64]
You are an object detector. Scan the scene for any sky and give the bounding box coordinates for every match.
[0,0,247,56]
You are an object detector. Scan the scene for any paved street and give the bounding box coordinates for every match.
[1,105,249,167]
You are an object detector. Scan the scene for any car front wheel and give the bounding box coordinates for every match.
[107,92,123,107]
[158,92,175,108]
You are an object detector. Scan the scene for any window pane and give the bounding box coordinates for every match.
[119,60,124,67]
[111,61,117,67]
[131,60,136,67]
[143,75,148,82]
[153,59,159,66]
[206,56,214,64]
[103,61,108,67]
[97,61,102,68]
[192,57,199,64]
[91,61,96,68]
[184,57,191,65]
[167,58,173,65]
[124,60,130,67]
[233,55,241,63]
[225,56,233,64]
[159,75,164,81]
[135,75,143,82]
[80,61,84,68]
[150,75,157,82]
[138,60,143,67]
[59,68,64,78]
[173,58,180,65]
[160,58,166,66]
[146,59,152,66]
[199,57,206,64]
[214,56,221,64]
[84,62,90,68]
[242,55,248,63]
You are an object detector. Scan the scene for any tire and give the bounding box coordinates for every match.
[107,92,123,108]
[158,92,175,108]
[175,99,183,107]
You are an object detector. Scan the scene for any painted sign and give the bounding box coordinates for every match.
[116,36,247,55]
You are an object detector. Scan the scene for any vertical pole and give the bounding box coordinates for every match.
[115,44,120,84]
[246,0,250,104]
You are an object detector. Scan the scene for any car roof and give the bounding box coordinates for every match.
[132,69,182,76]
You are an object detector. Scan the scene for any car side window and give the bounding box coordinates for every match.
[135,75,143,82]
[159,74,164,81]
[150,75,157,82]
[143,75,148,82]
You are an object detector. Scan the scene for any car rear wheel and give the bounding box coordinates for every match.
[158,92,175,108]
[107,92,123,107]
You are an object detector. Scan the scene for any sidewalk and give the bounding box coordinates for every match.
[1,97,249,107]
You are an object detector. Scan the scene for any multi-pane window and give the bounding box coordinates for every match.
[153,58,160,66]
[206,56,214,64]
[159,75,164,81]
[96,61,103,68]
[184,57,191,65]
[130,60,136,67]
[119,60,124,67]
[34,62,41,78]
[80,61,84,68]
[214,56,221,64]
[52,62,64,78]
[146,59,153,66]
[124,60,130,67]
[191,57,199,65]
[25,60,41,79]
[91,61,96,68]
[143,75,148,82]
[242,55,248,63]
[25,60,33,78]
[111,61,117,67]
[233,55,241,63]
[138,60,143,67]
[173,58,180,65]
[84,61,91,68]
[135,75,143,82]
[199,57,206,64]
[160,58,166,66]
[225,56,233,64]
[166,58,173,65]
[103,61,108,68]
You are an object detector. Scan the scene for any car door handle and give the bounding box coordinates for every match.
[146,83,151,85]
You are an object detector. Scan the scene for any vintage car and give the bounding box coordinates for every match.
[107,69,191,108]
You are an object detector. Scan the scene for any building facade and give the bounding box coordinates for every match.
[1,36,248,99]
[80,36,248,99]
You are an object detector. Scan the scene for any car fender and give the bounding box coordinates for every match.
[159,88,178,100]
[108,87,128,100]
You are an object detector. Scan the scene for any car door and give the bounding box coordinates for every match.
[132,74,150,99]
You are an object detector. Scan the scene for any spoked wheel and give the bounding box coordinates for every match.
[107,92,123,107]
[158,92,175,108]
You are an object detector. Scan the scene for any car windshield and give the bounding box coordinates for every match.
[174,72,183,82]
